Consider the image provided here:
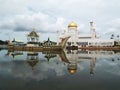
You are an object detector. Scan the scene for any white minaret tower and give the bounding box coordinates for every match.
[90,21,94,31]
[56,30,60,45]
[90,21,96,38]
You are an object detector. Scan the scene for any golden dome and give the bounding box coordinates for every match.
[27,60,39,68]
[28,31,39,37]
[68,69,77,74]
[68,21,77,28]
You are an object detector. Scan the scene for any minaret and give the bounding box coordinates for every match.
[56,30,60,45]
[90,21,96,38]
[90,21,94,31]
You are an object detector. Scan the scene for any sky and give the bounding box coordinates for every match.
[0,0,120,42]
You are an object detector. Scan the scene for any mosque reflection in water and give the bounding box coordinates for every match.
[26,52,39,70]
[7,49,120,76]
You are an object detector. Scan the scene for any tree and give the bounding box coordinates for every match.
[117,35,119,39]
[110,34,114,39]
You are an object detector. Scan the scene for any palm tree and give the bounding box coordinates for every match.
[110,34,114,39]
[116,35,120,45]
[117,35,119,39]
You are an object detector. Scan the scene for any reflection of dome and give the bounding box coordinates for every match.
[27,60,39,69]
[67,63,77,74]
[90,71,94,76]
[68,68,77,74]
[68,21,77,28]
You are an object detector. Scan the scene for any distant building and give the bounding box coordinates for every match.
[58,21,114,48]
[11,51,23,59]
[12,38,25,46]
[26,29,39,47]
[0,40,9,45]
[42,37,57,46]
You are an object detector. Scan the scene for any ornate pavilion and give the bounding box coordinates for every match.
[26,29,39,47]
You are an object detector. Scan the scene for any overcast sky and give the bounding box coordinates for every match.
[0,0,120,42]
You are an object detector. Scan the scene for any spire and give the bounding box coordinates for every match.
[13,38,15,42]
[48,37,50,42]
[90,21,94,31]
[90,21,96,38]
[12,38,15,42]
[32,27,35,31]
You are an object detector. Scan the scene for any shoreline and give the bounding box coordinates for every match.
[79,46,120,50]
[8,45,62,52]
[7,45,120,52]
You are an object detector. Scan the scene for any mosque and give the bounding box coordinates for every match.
[58,21,114,48]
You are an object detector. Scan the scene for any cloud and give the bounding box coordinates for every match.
[102,18,120,37]
[0,60,68,81]
[0,0,120,41]
[0,12,66,33]
[107,18,120,30]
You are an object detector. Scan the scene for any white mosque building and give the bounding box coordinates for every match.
[58,21,114,48]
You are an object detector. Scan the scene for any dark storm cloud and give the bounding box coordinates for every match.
[0,25,11,30]
[0,22,14,30]
[14,27,29,32]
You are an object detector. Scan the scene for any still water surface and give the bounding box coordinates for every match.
[0,49,120,90]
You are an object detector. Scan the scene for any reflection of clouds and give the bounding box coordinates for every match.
[96,59,107,67]
[40,61,67,77]
[106,61,120,76]
[1,58,119,81]
[95,58,120,76]
[77,64,84,71]
[108,62,117,66]
[96,58,118,67]
[0,50,12,61]
[106,60,120,76]
[0,60,67,81]
[1,50,120,81]
[106,65,120,76]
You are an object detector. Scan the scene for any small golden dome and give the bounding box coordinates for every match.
[68,21,77,28]
[68,69,77,74]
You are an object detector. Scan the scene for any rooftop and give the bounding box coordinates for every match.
[27,30,39,37]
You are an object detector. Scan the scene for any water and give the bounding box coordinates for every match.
[0,49,120,90]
